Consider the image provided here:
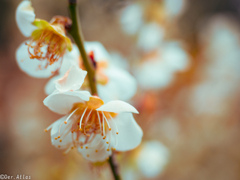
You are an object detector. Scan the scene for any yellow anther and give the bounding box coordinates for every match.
[64,121,67,124]
[106,142,109,144]
[85,146,88,149]
[81,146,83,149]
[54,137,58,140]
[44,129,48,132]
[107,149,110,151]
[58,136,60,138]
[71,147,74,149]
[87,154,89,157]
[58,145,61,148]
[95,150,98,153]
[109,128,111,131]
[116,132,119,135]
[59,139,62,142]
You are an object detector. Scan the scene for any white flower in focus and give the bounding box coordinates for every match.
[137,141,169,178]
[134,42,189,90]
[45,42,137,102]
[16,0,72,77]
[44,66,143,162]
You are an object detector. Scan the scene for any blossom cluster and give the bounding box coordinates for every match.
[16,0,142,162]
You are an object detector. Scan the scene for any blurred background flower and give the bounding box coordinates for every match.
[1,0,240,179]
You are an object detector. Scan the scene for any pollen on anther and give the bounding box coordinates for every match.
[116,132,119,135]
[54,137,58,140]
[58,145,61,148]
[106,142,109,144]
[107,149,110,151]
[81,146,83,149]
[95,150,98,153]
[109,128,112,131]
[87,154,90,157]
[44,129,48,132]
[71,147,74,149]
[85,146,88,149]
[59,139,62,142]
[79,128,82,131]
[64,121,67,124]
[58,136,60,138]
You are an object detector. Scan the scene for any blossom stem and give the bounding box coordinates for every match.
[108,153,121,180]
[67,1,121,180]
[68,0,98,95]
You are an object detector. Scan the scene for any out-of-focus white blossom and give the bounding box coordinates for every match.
[137,23,165,52]
[134,42,189,90]
[44,66,142,162]
[136,141,169,178]
[190,16,240,115]
[164,0,185,19]
[120,4,143,35]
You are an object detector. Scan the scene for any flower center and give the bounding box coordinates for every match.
[45,96,118,154]
[26,19,72,70]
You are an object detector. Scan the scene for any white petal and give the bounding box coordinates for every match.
[55,65,87,92]
[16,41,60,78]
[98,67,137,102]
[85,42,111,62]
[44,75,61,95]
[16,0,37,37]
[59,44,80,74]
[113,113,143,151]
[50,116,73,149]
[78,134,111,162]
[97,100,139,114]
[43,90,91,115]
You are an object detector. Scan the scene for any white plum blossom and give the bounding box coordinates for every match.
[16,0,72,77]
[136,141,169,178]
[133,42,189,90]
[45,42,137,102]
[44,66,143,162]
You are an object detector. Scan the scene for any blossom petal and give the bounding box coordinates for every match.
[78,134,111,162]
[97,100,139,114]
[16,41,60,78]
[55,65,87,92]
[113,113,143,151]
[50,116,73,149]
[16,0,37,37]
[85,42,111,62]
[43,90,91,115]
[44,45,80,95]
[98,67,137,102]
[59,44,80,75]
[44,75,61,95]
